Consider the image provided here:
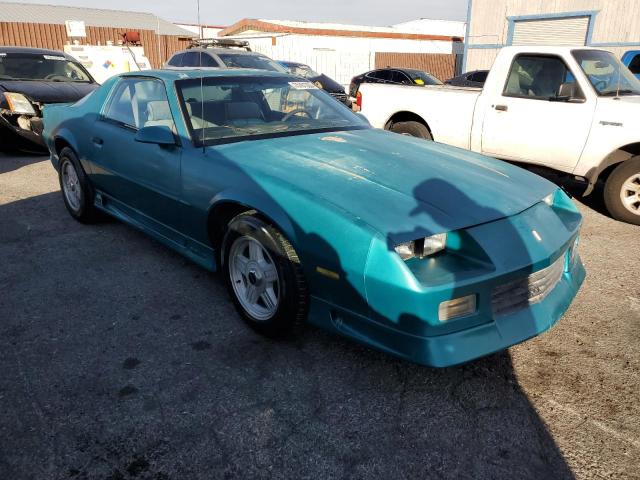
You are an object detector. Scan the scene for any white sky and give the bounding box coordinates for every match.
[11,0,469,26]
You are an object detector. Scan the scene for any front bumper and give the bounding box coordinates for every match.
[309,251,584,367]
[0,111,46,148]
[308,199,585,367]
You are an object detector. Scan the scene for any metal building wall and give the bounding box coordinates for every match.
[0,22,190,68]
[465,0,640,71]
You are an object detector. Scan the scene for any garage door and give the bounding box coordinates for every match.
[511,16,590,46]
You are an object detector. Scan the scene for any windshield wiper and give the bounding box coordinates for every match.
[601,89,639,97]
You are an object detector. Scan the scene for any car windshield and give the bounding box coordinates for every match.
[572,50,640,96]
[177,76,369,146]
[286,64,320,79]
[0,52,92,82]
[217,53,288,73]
[406,70,443,86]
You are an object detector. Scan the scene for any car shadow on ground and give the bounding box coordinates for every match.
[0,151,49,175]
[0,183,575,478]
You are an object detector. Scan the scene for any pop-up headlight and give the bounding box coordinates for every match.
[395,233,447,260]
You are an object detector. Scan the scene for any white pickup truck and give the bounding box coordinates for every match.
[358,46,640,225]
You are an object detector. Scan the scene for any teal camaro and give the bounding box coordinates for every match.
[43,69,585,367]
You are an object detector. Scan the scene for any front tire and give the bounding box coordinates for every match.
[222,212,308,336]
[603,157,640,225]
[389,120,433,140]
[58,147,97,223]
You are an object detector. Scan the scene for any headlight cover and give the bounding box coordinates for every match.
[3,92,36,115]
[395,233,447,260]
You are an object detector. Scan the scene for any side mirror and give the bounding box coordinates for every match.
[134,125,176,146]
[554,82,585,102]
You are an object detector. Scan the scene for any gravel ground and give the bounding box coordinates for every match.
[0,152,638,480]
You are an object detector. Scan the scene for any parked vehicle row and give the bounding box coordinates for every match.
[357,46,640,225]
[349,67,442,98]
[41,65,585,367]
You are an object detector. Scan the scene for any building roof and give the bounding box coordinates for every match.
[219,19,463,42]
[0,1,195,37]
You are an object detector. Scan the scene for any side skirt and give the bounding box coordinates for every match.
[94,190,217,272]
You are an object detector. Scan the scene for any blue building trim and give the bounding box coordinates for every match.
[590,42,640,48]
[462,0,473,73]
[467,44,504,50]
[505,10,600,46]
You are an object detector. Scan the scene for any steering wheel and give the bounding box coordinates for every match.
[282,108,313,121]
[592,78,608,91]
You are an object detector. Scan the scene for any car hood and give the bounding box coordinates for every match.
[217,128,557,242]
[0,80,98,104]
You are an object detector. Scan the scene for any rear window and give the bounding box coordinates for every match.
[217,53,287,73]
[167,53,184,67]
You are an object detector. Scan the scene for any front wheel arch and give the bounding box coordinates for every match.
[207,198,298,269]
[384,111,433,140]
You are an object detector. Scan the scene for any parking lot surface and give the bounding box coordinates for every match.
[1,152,639,480]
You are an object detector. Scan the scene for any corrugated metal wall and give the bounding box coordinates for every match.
[374,52,457,80]
[0,22,190,67]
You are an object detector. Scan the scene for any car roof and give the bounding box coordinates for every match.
[120,68,295,82]
[0,46,77,61]
[171,48,265,56]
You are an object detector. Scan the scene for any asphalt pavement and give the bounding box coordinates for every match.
[1,152,638,479]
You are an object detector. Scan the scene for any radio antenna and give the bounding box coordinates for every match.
[197,0,205,153]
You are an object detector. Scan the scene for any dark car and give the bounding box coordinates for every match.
[0,47,98,152]
[349,67,442,98]
[279,61,350,105]
[444,70,489,88]
[165,38,287,74]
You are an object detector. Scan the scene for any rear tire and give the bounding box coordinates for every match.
[58,147,98,223]
[389,121,433,140]
[603,157,640,225]
[222,211,308,336]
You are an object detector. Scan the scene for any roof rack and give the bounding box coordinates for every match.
[187,38,252,51]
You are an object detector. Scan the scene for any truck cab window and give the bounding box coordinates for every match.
[628,54,640,75]
[504,55,580,100]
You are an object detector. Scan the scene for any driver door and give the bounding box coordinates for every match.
[481,54,596,170]
[89,77,183,231]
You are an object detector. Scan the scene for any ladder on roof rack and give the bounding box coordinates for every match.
[187,38,251,51]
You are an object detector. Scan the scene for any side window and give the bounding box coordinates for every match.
[168,53,184,67]
[504,55,579,100]
[104,78,175,130]
[391,71,412,85]
[200,53,219,67]
[470,71,487,83]
[181,52,200,67]
[629,54,640,75]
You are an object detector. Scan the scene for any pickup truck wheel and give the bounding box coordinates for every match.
[58,147,98,223]
[389,121,433,140]
[603,157,640,225]
[222,212,308,337]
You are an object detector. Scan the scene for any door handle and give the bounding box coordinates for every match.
[92,137,104,145]
[494,104,508,112]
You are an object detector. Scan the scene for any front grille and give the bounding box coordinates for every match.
[491,252,566,316]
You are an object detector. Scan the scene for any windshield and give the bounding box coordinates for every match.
[177,76,369,146]
[572,50,640,96]
[0,52,92,82]
[406,70,443,86]
[286,64,320,79]
[217,53,288,73]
